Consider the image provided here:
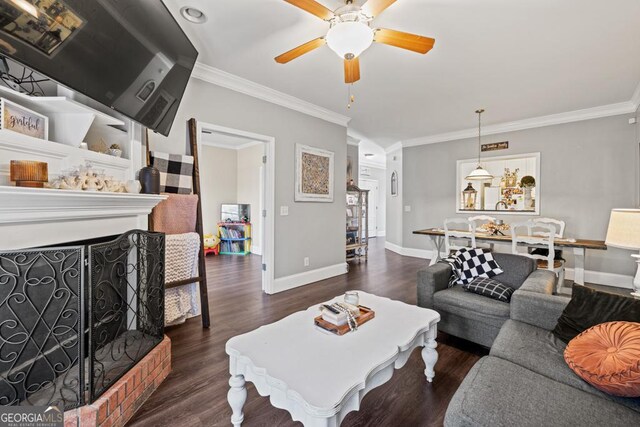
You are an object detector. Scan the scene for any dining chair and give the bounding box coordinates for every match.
[511,220,565,292]
[444,218,477,255]
[531,217,566,262]
[469,215,497,251]
[533,217,566,238]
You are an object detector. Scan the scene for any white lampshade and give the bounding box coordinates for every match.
[326,22,374,59]
[465,166,494,181]
[605,209,640,250]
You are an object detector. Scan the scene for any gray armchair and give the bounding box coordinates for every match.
[417,253,557,347]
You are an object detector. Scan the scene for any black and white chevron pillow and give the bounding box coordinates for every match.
[454,248,503,285]
[463,277,514,303]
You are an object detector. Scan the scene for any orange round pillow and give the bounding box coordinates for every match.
[564,321,640,397]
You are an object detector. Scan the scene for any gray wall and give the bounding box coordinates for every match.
[150,78,347,279]
[199,146,238,234]
[386,148,404,246]
[402,114,638,276]
[347,144,359,185]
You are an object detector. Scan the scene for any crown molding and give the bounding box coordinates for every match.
[347,135,361,146]
[631,81,640,111]
[402,101,636,148]
[385,141,403,153]
[192,62,351,127]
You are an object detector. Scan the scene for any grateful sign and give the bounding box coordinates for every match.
[1,98,48,140]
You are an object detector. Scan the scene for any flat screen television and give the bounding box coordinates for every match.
[0,0,198,136]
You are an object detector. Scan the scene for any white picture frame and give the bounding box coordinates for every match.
[456,152,541,215]
[295,144,335,202]
[0,98,49,140]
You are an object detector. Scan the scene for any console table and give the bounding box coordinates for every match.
[413,228,607,286]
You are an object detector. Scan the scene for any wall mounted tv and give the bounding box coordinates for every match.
[0,0,198,136]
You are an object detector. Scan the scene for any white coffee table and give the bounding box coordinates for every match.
[225,292,440,426]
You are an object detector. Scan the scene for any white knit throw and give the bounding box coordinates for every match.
[165,232,201,326]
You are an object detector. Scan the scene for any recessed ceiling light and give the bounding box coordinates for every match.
[364,153,375,157]
[180,6,207,24]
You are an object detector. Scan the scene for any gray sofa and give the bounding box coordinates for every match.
[444,279,640,426]
[417,253,548,347]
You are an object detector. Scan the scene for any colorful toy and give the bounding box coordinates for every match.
[203,233,220,256]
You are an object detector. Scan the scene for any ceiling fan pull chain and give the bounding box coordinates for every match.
[347,84,355,109]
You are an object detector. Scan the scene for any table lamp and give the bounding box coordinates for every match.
[605,209,640,297]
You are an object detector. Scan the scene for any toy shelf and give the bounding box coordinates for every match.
[218,222,251,255]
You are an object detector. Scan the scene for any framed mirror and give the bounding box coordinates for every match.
[391,171,398,197]
[456,152,540,215]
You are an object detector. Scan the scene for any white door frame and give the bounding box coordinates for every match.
[359,178,379,237]
[195,121,276,294]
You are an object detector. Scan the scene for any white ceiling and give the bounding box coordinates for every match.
[164,0,640,148]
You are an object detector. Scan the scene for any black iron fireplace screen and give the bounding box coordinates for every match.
[0,230,164,410]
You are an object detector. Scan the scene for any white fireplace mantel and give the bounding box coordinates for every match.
[0,187,166,250]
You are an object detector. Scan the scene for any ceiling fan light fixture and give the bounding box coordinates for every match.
[326,21,374,59]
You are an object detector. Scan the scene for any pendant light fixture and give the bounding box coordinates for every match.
[465,109,494,181]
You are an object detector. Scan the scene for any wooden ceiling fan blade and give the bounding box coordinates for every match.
[275,37,326,64]
[374,28,435,54]
[362,0,397,17]
[344,57,360,84]
[284,0,334,21]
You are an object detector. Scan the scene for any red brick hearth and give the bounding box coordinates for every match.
[64,336,171,427]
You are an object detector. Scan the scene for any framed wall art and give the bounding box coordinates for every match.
[295,144,334,202]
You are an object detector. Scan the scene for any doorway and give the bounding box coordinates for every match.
[195,122,275,293]
[359,179,379,238]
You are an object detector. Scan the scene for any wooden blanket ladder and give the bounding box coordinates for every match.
[147,118,211,328]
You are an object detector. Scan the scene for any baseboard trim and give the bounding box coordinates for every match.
[564,268,633,289]
[387,243,634,289]
[385,242,435,259]
[273,262,348,294]
[384,241,403,255]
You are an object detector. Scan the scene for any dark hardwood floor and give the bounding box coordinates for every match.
[129,238,487,427]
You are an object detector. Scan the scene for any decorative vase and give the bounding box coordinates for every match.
[125,180,141,194]
[138,166,160,194]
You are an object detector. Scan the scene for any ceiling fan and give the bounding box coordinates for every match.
[275,0,436,84]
